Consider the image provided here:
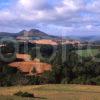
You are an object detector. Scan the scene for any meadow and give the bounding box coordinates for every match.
[0,84,100,100]
[76,49,100,57]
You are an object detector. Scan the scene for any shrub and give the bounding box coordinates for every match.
[72,76,87,84]
[61,78,70,84]
[95,76,100,85]
[14,91,23,96]
[14,91,34,98]
[90,76,100,85]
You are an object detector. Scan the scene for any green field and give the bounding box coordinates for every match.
[76,49,100,57]
[0,84,100,100]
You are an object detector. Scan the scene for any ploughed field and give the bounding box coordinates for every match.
[0,84,100,100]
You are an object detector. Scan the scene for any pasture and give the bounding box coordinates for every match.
[76,49,100,57]
[0,84,100,100]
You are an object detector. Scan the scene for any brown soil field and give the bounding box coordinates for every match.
[16,54,31,61]
[9,61,51,74]
[9,54,52,75]
[31,39,58,45]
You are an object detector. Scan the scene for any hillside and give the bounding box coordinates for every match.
[0,32,16,37]
[0,29,59,40]
[20,29,49,37]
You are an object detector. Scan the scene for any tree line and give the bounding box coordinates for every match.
[0,42,100,86]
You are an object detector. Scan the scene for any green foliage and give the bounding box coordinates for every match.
[90,76,100,85]
[40,46,100,85]
[3,65,17,74]
[76,49,99,57]
[28,76,44,85]
[14,91,34,98]
[1,44,100,86]
[72,76,87,84]
[30,44,56,63]
[61,78,70,84]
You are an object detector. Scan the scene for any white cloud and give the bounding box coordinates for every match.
[18,0,48,10]
[55,0,78,14]
[86,25,93,30]
[0,0,100,36]
[14,0,84,22]
[86,0,100,13]
[0,0,83,22]
[0,9,16,21]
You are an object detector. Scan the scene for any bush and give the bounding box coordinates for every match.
[94,76,100,85]
[72,76,87,84]
[14,91,34,98]
[28,76,44,85]
[89,76,100,85]
[14,91,23,96]
[61,78,70,84]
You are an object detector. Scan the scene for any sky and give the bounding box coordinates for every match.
[0,0,100,36]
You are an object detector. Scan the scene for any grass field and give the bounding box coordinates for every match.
[76,49,100,57]
[0,84,100,100]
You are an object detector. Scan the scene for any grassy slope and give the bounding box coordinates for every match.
[0,84,100,100]
[76,49,99,57]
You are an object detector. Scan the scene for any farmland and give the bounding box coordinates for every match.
[76,49,100,57]
[0,84,100,100]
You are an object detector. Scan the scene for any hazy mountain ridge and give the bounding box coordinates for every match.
[64,35,100,42]
[0,29,60,39]
[0,30,100,41]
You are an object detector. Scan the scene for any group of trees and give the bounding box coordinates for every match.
[0,43,100,87]
[0,64,45,86]
[40,45,100,85]
[29,44,100,85]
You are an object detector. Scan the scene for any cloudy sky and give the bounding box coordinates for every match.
[0,0,100,36]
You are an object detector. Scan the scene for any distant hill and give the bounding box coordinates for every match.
[0,29,60,39]
[0,30,99,41]
[65,35,100,42]
[0,32,16,37]
[19,29,49,37]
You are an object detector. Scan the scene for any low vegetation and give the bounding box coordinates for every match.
[76,49,99,57]
[0,84,100,100]
[0,44,100,86]
[14,91,34,98]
